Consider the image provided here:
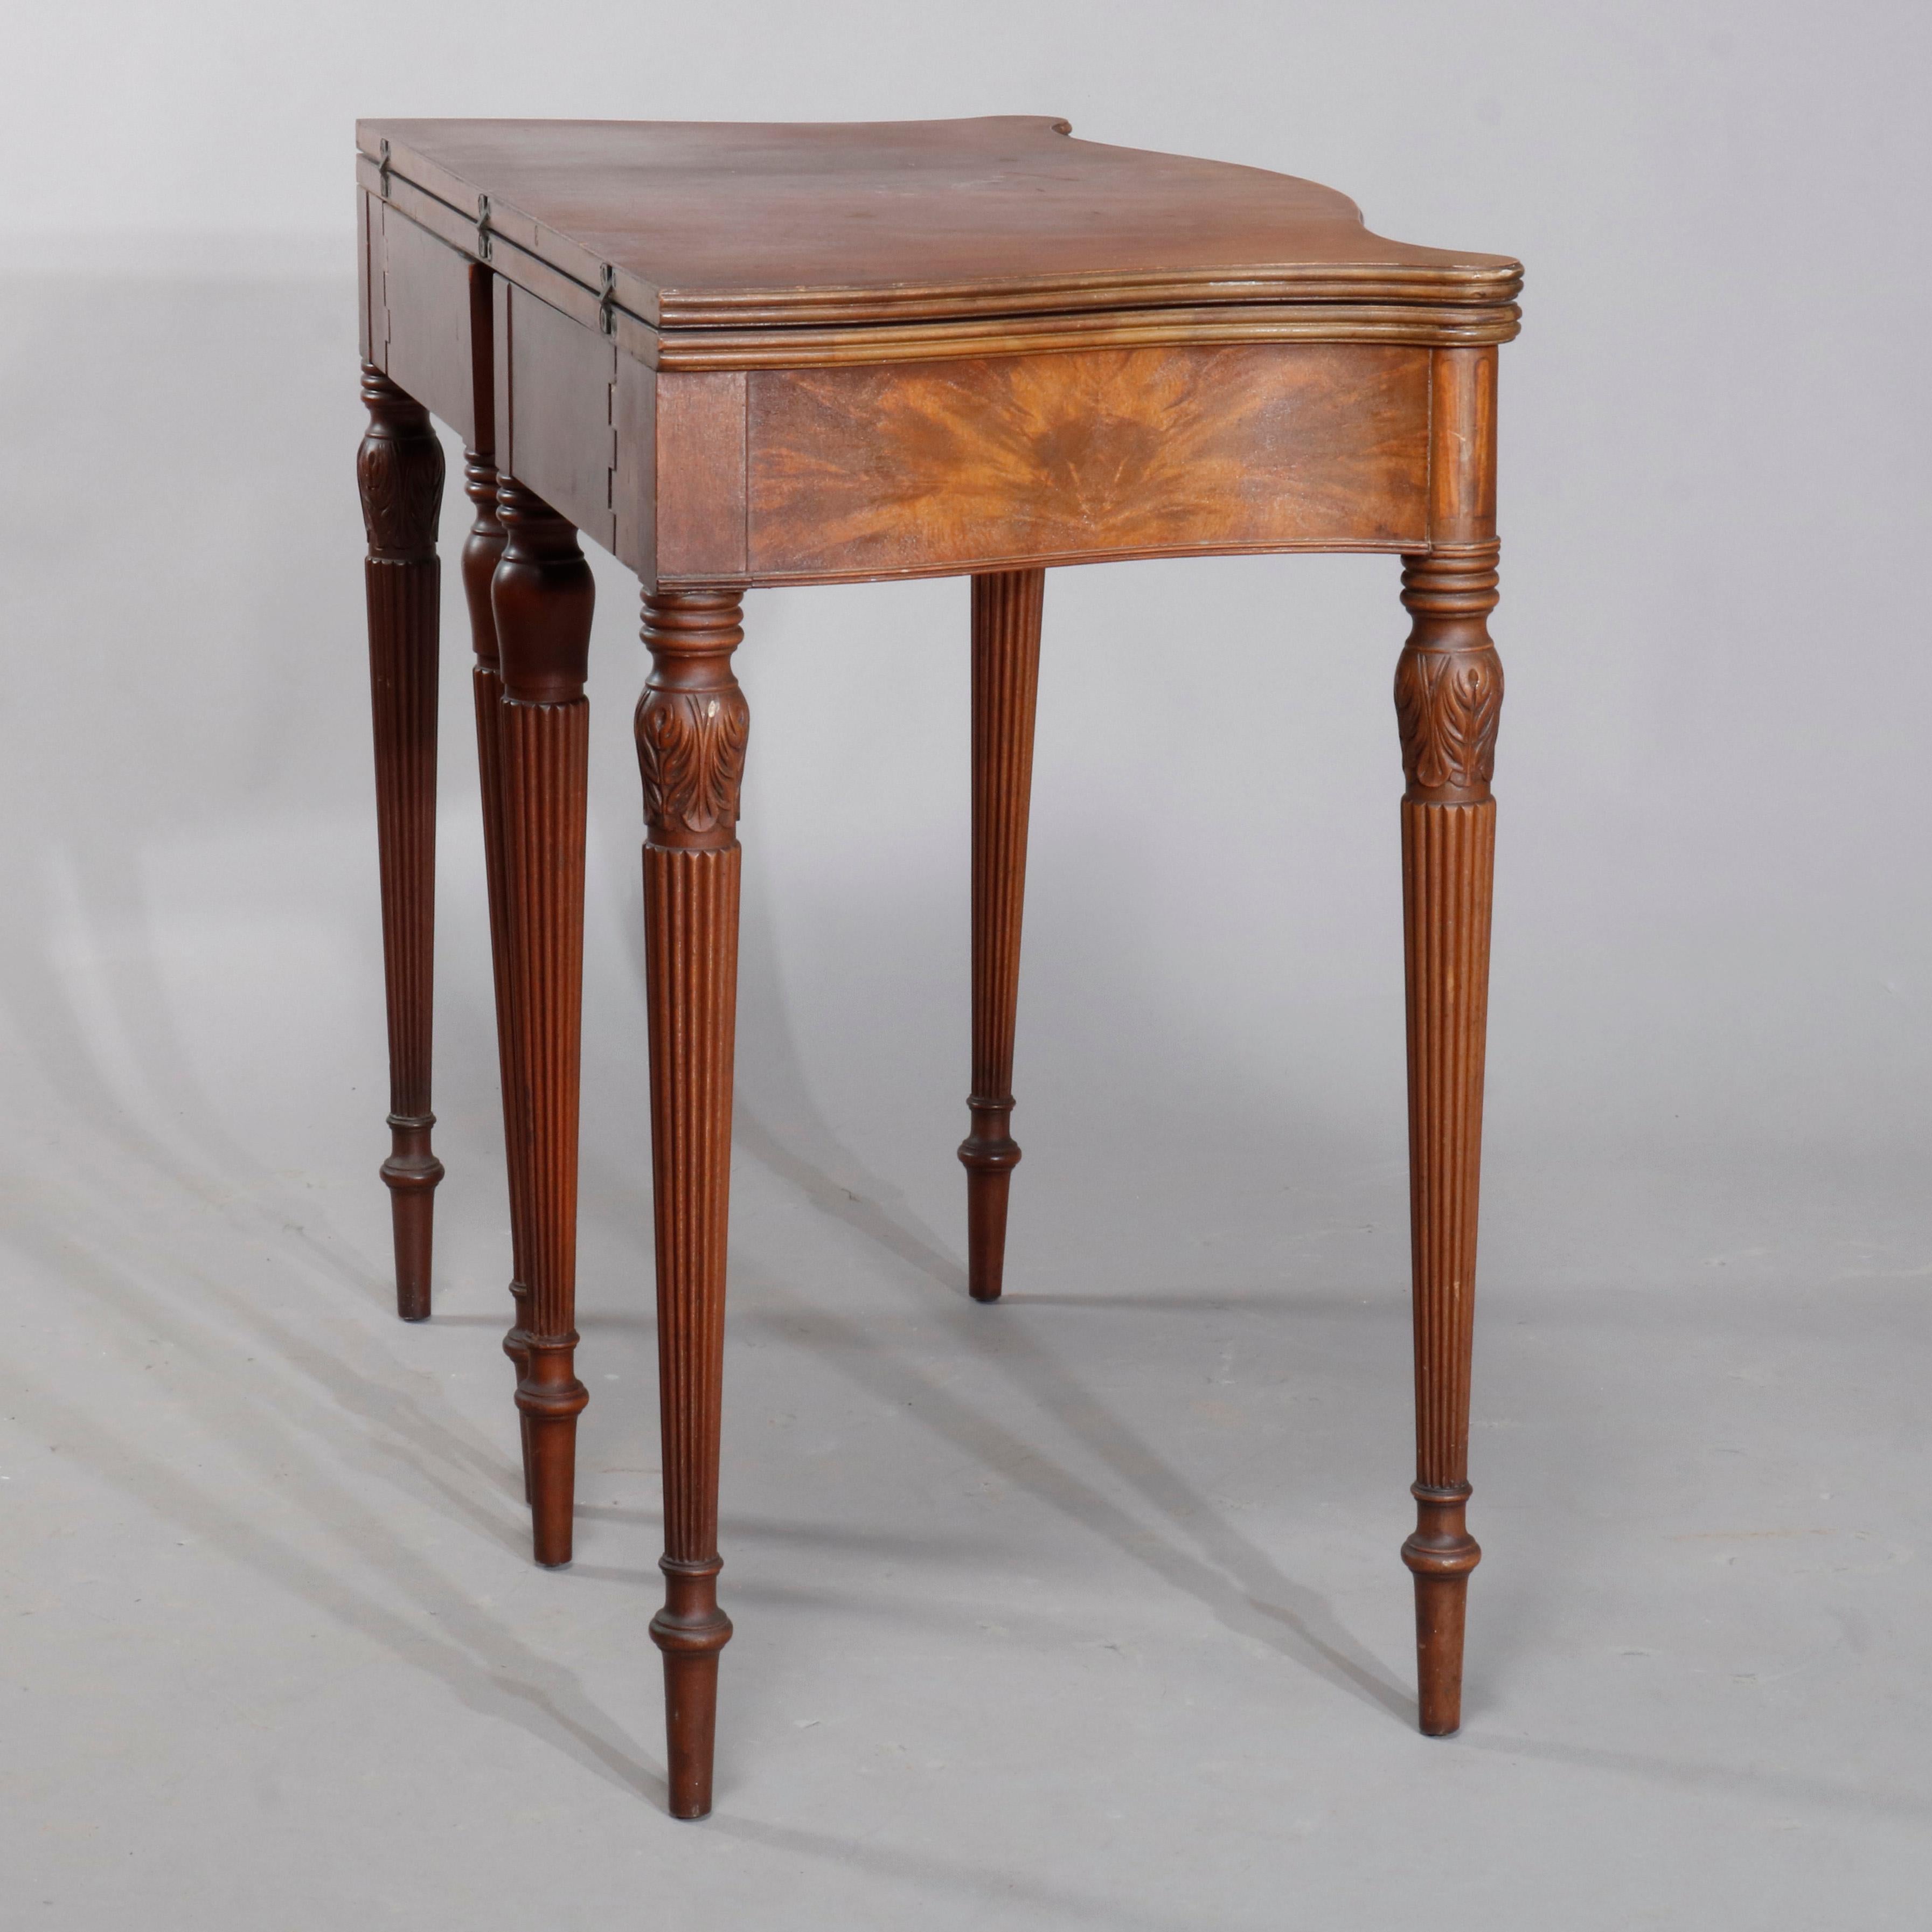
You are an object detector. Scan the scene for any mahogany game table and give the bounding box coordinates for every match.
[351,115,1521,1817]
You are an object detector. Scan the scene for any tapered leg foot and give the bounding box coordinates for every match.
[962,1157,1017,1303]
[381,1123,443,1322]
[520,1339,588,1567]
[652,1558,733,1818]
[957,569,1043,1303]
[359,363,446,1321]
[1403,1484,1481,1734]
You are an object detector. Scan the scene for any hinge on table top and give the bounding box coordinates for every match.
[599,263,616,336]
[475,194,494,263]
[377,139,392,200]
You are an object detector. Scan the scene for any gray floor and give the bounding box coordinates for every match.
[4,1045,1928,1925]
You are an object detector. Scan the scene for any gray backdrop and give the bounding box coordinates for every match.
[2,4,1927,1927]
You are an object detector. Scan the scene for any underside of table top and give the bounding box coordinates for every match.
[354,116,1522,362]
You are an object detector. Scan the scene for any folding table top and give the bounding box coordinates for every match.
[354,116,1521,346]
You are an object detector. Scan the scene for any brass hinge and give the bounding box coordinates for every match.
[476,194,494,263]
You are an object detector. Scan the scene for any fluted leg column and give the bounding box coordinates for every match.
[636,588,749,1820]
[358,363,446,1322]
[461,446,537,1502]
[491,478,594,1566]
[1396,346,1503,1736]
[957,570,1044,1303]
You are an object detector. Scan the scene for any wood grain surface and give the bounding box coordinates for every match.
[374,203,478,445]
[655,372,748,581]
[495,282,616,554]
[742,343,1428,581]
[355,117,1520,352]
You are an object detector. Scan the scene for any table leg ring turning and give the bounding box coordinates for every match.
[651,1555,734,1820]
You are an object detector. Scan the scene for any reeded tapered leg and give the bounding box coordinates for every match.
[1396,346,1503,1736]
[637,589,748,1820]
[358,363,446,1322]
[491,478,594,1566]
[957,569,1044,1302]
[461,447,536,1502]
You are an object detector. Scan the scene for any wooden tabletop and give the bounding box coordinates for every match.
[356,116,1521,344]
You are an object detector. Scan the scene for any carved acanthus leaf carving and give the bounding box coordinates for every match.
[1395,645,1503,793]
[636,686,751,834]
[358,428,446,554]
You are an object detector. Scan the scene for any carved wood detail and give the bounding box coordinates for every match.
[958,570,1044,1303]
[1395,544,1503,800]
[359,362,446,1322]
[635,687,750,837]
[638,588,746,1819]
[491,476,595,1565]
[359,365,447,557]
